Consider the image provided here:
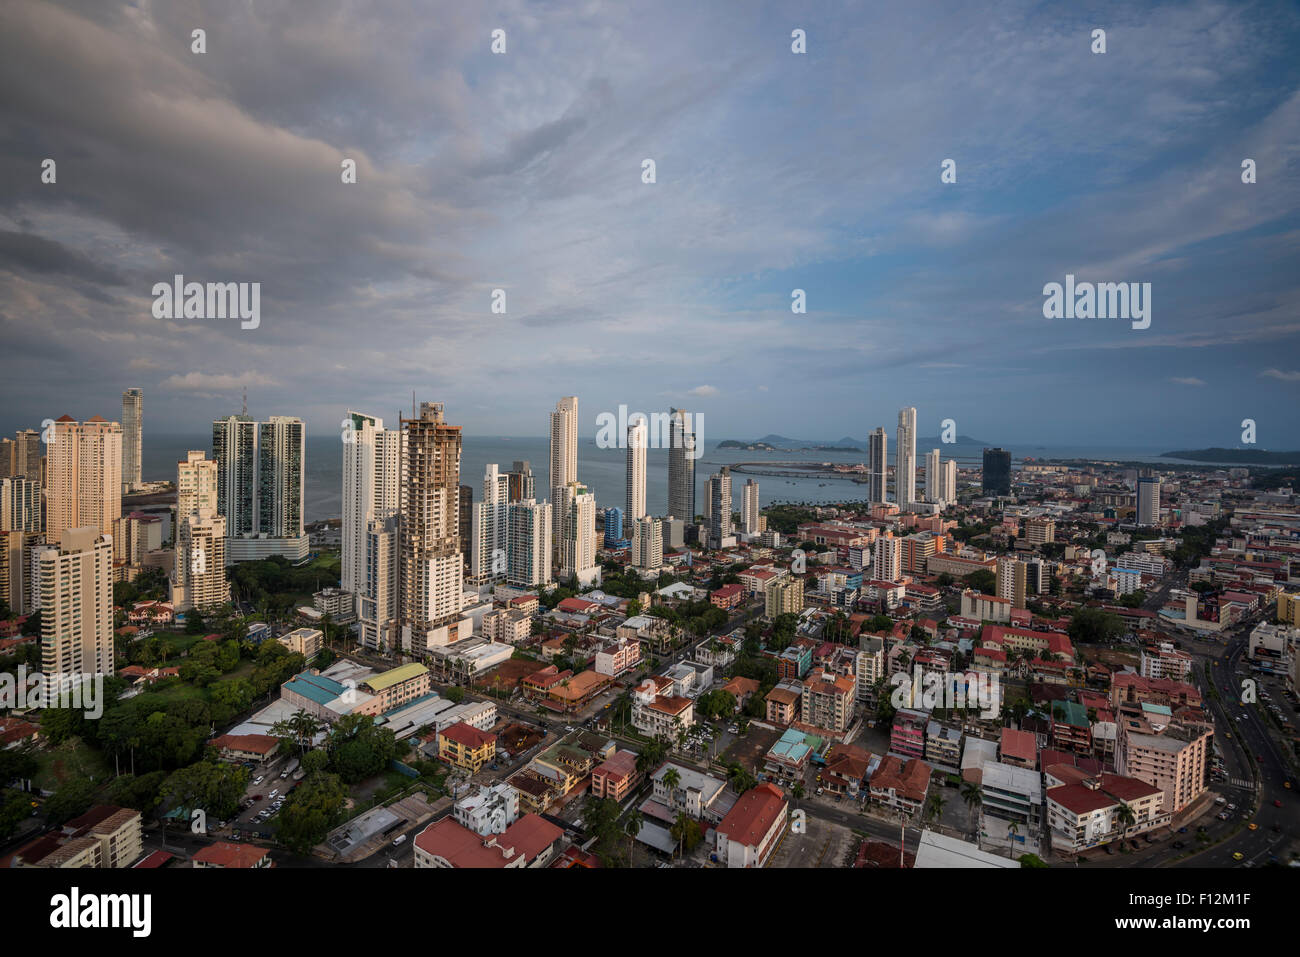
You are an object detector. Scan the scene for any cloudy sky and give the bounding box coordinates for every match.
[2,0,1299,449]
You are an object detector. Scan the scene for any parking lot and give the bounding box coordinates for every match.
[223,755,303,840]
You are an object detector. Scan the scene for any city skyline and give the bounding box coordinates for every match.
[2,2,1299,447]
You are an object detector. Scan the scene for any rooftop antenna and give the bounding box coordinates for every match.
[412,390,416,417]
[241,387,248,417]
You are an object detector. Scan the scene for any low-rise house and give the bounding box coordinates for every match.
[631,676,695,740]
[5,805,143,869]
[414,813,563,868]
[1046,773,1167,854]
[454,782,520,836]
[714,782,788,868]
[439,721,497,773]
[643,762,731,823]
[192,842,273,869]
[209,733,280,764]
[590,749,641,802]
[764,727,823,782]
[765,680,803,726]
[867,755,930,814]
[890,708,928,760]
[823,744,876,797]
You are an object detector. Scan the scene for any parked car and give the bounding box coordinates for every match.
[253,775,264,786]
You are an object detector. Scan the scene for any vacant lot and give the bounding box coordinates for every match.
[720,724,782,773]
[767,812,856,868]
[475,658,542,693]
[35,737,112,792]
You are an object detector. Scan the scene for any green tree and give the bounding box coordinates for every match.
[326,713,397,784]
[276,771,347,854]
[0,789,32,841]
[162,760,250,820]
[44,778,96,827]
[1068,606,1125,645]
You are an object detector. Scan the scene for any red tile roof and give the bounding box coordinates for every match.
[716,782,787,848]
[414,813,562,867]
[193,842,270,868]
[440,721,497,750]
[999,728,1037,765]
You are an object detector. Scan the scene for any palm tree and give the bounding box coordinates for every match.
[663,767,682,809]
[1115,802,1136,838]
[670,810,691,859]
[960,781,982,837]
[923,793,946,827]
[625,812,642,863]
[1007,821,1020,859]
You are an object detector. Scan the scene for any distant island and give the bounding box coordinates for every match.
[738,433,989,449]
[1161,448,1300,465]
[719,438,861,452]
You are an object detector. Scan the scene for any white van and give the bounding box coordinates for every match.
[392,834,408,846]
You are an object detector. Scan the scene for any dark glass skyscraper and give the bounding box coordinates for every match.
[982,447,1011,496]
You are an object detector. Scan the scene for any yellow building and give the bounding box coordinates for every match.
[439,721,497,773]
[1278,592,1300,627]
[765,576,804,618]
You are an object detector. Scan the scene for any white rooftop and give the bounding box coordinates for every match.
[914,829,1021,868]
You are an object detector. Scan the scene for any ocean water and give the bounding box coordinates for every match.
[141,434,1220,523]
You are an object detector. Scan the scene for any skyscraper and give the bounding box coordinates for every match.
[604,506,624,546]
[341,412,404,597]
[867,428,888,504]
[631,516,663,572]
[940,459,957,506]
[507,498,552,589]
[469,463,510,586]
[707,466,733,549]
[982,448,1011,496]
[549,396,578,555]
[173,450,227,612]
[626,416,647,522]
[667,408,696,522]
[741,478,760,535]
[872,531,902,581]
[37,526,114,677]
[121,388,142,493]
[924,448,941,503]
[1137,477,1162,526]
[896,407,916,505]
[45,415,122,544]
[212,414,257,537]
[358,514,400,653]
[507,460,535,502]
[0,477,41,533]
[558,480,600,587]
[257,416,305,541]
[176,450,218,519]
[172,511,228,612]
[399,402,466,653]
[13,429,43,481]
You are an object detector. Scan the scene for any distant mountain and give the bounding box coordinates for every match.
[1162,447,1300,465]
[747,433,990,448]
